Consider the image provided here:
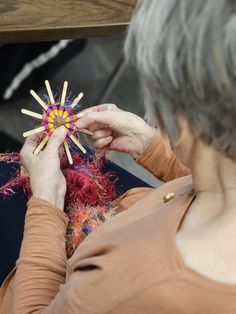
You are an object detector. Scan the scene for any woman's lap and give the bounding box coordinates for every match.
[0,159,151,285]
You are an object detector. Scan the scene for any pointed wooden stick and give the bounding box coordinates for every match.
[60,81,68,106]
[78,129,94,135]
[71,112,85,121]
[64,140,73,164]
[21,109,43,120]
[23,126,45,138]
[30,90,48,111]
[71,92,84,108]
[45,80,55,104]
[69,134,86,154]
[34,136,49,155]
[69,113,84,123]
[71,109,92,122]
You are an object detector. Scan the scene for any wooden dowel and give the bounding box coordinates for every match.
[60,81,68,106]
[71,92,84,108]
[30,90,48,111]
[45,80,55,104]
[71,109,92,122]
[23,126,45,138]
[21,109,43,120]
[69,134,86,154]
[64,141,73,164]
[79,129,93,135]
[34,136,49,155]
[71,112,85,121]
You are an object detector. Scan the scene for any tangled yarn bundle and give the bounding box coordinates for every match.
[0,152,119,258]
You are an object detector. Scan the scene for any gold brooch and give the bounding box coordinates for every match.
[163,192,175,203]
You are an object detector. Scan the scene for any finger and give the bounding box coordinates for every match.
[92,103,118,112]
[75,104,120,130]
[91,128,113,140]
[93,136,113,149]
[20,133,39,159]
[75,115,102,131]
[24,133,39,148]
[76,110,116,131]
[45,126,68,156]
[85,122,105,132]
[81,103,118,114]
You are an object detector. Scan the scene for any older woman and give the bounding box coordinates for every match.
[1,0,236,313]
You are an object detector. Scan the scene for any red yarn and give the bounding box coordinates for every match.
[65,200,117,258]
[0,153,21,164]
[0,151,119,258]
[0,174,30,197]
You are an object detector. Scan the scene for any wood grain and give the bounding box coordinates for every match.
[0,0,136,43]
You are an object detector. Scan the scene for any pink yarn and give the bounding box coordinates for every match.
[0,151,119,258]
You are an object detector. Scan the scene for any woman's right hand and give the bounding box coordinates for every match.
[76,104,156,160]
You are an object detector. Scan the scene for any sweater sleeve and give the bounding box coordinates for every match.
[12,197,68,314]
[137,130,190,182]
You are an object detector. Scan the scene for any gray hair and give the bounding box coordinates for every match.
[125,0,236,158]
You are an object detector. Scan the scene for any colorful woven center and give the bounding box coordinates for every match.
[43,104,76,136]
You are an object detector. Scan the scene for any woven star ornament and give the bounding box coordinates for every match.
[21,80,92,164]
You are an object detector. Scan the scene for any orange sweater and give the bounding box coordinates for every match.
[6,132,236,313]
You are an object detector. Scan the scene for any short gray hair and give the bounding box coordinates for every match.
[125,0,236,158]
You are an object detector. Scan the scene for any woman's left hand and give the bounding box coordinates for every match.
[20,126,68,210]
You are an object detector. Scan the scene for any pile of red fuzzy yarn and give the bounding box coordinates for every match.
[0,152,119,258]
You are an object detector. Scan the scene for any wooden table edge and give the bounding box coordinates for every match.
[0,22,130,43]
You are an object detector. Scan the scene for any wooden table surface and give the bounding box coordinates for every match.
[0,0,136,43]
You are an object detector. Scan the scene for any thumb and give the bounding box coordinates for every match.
[45,126,68,155]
